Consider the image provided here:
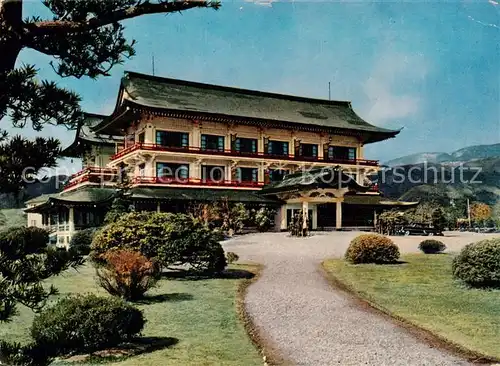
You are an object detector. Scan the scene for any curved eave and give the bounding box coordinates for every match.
[261,167,370,195]
[25,196,115,213]
[61,112,114,158]
[95,100,400,143]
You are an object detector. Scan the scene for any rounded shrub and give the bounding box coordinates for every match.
[31,294,145,356]
[418,239,446,254]
[452,238,500,288]
[91,212,227,274]
[345,234,400,264]
[69,228,98,255]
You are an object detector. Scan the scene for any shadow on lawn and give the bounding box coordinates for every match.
[162,268,255,281]
[63,337,179,364]
[136,292,194,304]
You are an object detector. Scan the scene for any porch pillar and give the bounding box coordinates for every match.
[373,210,378,227]
[280,205,287,230]
[336,201,342,229]
[68,207,75,249]
[312,205,318,230]
[302,200,309,230]
[157,202,161,213]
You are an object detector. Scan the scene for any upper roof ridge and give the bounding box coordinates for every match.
[123,70,352,107]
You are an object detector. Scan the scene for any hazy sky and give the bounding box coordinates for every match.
[10,0,500,173]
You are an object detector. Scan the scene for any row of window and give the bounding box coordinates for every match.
[143,131,356,160]
[154,162,289,183]
[41,209,105,227]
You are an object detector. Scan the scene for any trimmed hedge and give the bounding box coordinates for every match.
[345,234,400,264]
[452,238,500,288]
[418,239,446,254]
[31,294,145,356]
[91,212,226,273]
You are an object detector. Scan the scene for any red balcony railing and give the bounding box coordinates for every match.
[64,167,118,191]
[131,176,264,188]
[68,166,118,181]
[110,143,379,167]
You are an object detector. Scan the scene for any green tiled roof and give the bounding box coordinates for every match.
[25,193,60,205]
[261,166,368,195]
[25,186,279,212]
[61,113,122,158]
[96,72,400,143]
[25,187,117,212]
[130,187,280,204]
[343,195,419,206]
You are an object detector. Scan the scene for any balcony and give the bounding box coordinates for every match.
[110,143,379,167]
[64,167,118,191]
[131,176,264,189]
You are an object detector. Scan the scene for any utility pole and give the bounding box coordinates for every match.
[467,198,471,228]
[152,54,155,76]
[328,82,331,101]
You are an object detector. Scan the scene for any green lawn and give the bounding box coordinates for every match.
[322,254,500,360]
[0,208,26,228]
[0,263,262,366]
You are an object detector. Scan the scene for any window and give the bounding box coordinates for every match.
[156,131,189,148]
[267,140,289,156]
[299,143,318,159]
[202,165,225,182]
[138,163,145,177]
[156,162,189,181]
[268,169,289,182]
[138,131,145,143]
[234,137,257,154]
[31,220,37,227]
[327,146,357,161]
[236,167,258,182]
[201,134,224,151]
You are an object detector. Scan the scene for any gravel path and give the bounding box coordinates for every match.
[223,231,500,366]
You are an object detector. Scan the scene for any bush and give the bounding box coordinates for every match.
[31,294,145,356]
[91,212,227,274]
[69,228,98,255]
[419,239,446,254]
[226,251,239,264]
[452,238,500,288]
[96,250,159,300]
[345,234,400,264]
[253,207,275,232]
[0,340,51,366]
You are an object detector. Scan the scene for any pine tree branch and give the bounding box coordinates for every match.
[24,0,219,37]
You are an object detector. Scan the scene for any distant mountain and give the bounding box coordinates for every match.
[384,143,500,167]
[0,175,67,209]
[377,157,500,206]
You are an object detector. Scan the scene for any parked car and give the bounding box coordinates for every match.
[396,224,443,236]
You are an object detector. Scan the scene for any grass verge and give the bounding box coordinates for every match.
[322,254,500,363]
[0,262,263,366]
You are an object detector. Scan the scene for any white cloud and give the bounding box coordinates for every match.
[245,0,274,7]
[362,52,426,125]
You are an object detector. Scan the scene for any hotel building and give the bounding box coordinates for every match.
[26,72,415,247]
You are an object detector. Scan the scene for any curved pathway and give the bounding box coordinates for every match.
[223,231,496,366]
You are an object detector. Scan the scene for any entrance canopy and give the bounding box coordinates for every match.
[260,166,370,196]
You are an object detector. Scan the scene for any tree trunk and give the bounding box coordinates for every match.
[0,0,23,119]
[0,0,22,72]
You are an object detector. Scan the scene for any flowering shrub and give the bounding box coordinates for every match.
[96,249,159,300]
